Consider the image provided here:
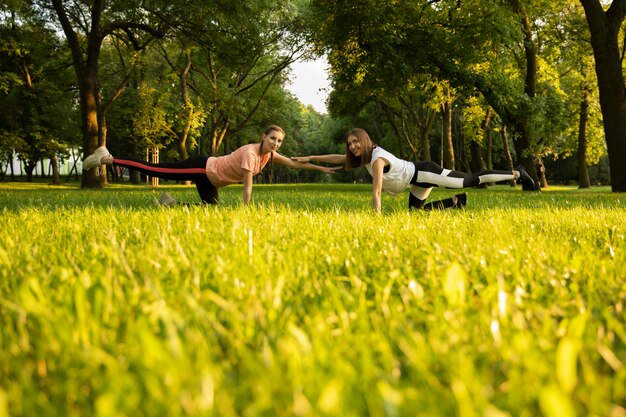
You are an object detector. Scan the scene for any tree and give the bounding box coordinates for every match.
[158,46,205,161]
[43,0,165,188]
[441,81,455,170]
[0,3,79,183]
[309,0,569,189]
[541,1,605,188]
[97,0,309,186]
[193,3,307,155]
[143,0,309,157]
[579,0,626,191]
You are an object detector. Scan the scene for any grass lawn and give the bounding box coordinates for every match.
[0,182,625,416]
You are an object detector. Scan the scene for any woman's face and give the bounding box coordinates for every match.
[262,130,285,153]
[347,135,361,157]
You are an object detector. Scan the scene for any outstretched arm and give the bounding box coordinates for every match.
[273,153,342,173]
[291,154,347,165]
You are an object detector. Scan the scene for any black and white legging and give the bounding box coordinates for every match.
[113,156,219,204]
[408,161,515,209]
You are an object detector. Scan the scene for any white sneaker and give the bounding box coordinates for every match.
[83,146,112,171]
[156,192,177,207]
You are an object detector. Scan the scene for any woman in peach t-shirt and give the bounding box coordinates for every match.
[83,125,338,204]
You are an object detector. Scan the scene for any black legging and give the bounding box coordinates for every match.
[113,156,219,204]
[408,161,515,210]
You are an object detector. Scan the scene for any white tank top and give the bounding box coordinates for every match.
[365,147,415,195]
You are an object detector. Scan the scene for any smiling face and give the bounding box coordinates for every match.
[345,128,374,169]
[261,128,285,154]
[347,135,361,157]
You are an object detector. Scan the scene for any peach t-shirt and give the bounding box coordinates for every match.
[205,143,271,187]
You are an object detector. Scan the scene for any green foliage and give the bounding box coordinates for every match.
[308,0,599,173]
[1,0,610,187]
[1,183,625,416]
[459,95,490,145]
[0,3,80,173]
[538,1,605,164]
[139,0,310,156]
[132,82,177,148]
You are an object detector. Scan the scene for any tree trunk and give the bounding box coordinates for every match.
[381,100,418,160]
[50,153,61,185]
[486,120,493,170]
[51,0,164,189]
[535,157,548,188]
[99,72,131,186]
[420,124,432,162]
[51,0,104,189]
[66,161,76,182]
[442,82,455,169]
[501,125,516,187]
[178,109,191,161]
[400,107,419,161]
[469,139,485,187]
[580,0,626,191]
[469,0,539,189]
[130,140,141,184]
[509,0,540,190]
[11,151,16,181]
[9,150,15,181]
[210,118,230,156]
[577,73,592,188]
[78,71,103,188]
[415,103,435,161]
[99,112,109,186]
[470,108,490,187]
[455,115,468,171]
[25,161,35,182]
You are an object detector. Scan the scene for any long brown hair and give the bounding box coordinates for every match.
[345,128,375,169]
[260,125,285,183]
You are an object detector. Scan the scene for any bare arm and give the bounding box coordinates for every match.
[242,169,253,204]
[273,153,342,173]
[291,154,347,165]
[371,158,386,213]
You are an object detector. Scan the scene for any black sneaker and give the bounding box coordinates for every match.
[454,192,467,209]
[515,165,536,191]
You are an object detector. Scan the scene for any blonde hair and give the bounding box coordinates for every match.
[345,128,375,169]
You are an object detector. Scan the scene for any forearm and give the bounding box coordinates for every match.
[293,161,331,171]
[307,154,346,164]
[242,170,253,204]
[371,161,384,213]
[372,191,382,212]
[243,185,252,204]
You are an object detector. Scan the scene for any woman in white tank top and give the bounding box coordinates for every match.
[292,128,536,212]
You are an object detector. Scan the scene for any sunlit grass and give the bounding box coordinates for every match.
[0,182,624,417]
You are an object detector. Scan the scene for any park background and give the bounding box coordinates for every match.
[2,0,626,189]
[1,1,626,417]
